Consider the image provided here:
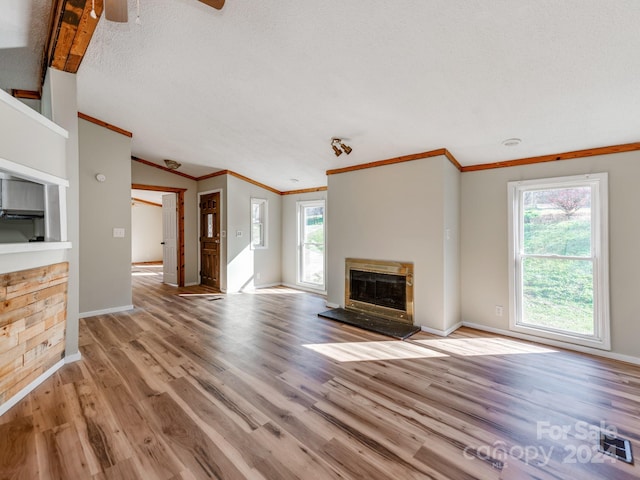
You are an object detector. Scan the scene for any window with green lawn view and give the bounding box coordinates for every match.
[508,173,610,349]
[250,198,267,249]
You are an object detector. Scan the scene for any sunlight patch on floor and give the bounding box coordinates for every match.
[303,341,448,362]
[414,337,557,356]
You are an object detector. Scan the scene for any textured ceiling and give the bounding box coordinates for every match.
[0,0,50,92]
[8,1,640,191]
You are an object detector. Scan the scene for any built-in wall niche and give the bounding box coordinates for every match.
[0,157,69,252]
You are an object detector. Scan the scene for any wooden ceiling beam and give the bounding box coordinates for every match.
[11,90,41,100]
[42,0,102,89]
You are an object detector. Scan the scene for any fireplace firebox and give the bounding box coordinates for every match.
[345,258,414,324]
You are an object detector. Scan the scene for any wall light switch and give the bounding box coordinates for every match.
[495,305,504,317]
[113,228,125,238]
[221,231,226,238]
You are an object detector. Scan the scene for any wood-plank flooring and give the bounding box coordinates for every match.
[1,264,640,479]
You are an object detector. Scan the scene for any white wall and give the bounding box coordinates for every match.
[327,155,460,332]
[45,69,80,356]
[131,161,199,285]
[131,201,163,263]
[0,92,65,178]
[0,86,69,274]
[78,119,132,314]
[2,71,80,359]
[224,175,282,292]
[281,190,328,288]
[443,160,461,331]
[460,151,640,359]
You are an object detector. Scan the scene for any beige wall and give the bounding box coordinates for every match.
[460,150,640,358]
[327,155,460,333]
[78,119,132,314]
[131,161,199,285]
[131,202,163,263]
[281,190,328,289]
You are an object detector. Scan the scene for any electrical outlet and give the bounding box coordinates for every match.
[495,305,504,317]
[236,230,243,237]
[113,227,125,238]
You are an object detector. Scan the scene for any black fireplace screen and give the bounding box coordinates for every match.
[349,270,407,311]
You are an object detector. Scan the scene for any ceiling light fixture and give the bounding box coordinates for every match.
[135,0,141,24]
[502,138,522,147]
[90,0,97,19]
[331,138,352,156]
[339,142,352,155]
[164,159,181,170]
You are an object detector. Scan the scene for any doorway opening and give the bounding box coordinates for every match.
[132,183,186,287]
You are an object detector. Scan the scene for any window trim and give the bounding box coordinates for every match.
[250,197,268,250]
[508,173,610,350]
[296,199,326,291]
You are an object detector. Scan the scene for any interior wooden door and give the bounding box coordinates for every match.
[200,192,220,289]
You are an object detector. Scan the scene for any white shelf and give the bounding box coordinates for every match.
[0,242,72,255]
[0,89,68,138]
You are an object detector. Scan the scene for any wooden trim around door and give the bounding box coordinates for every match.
[132,183,187,287]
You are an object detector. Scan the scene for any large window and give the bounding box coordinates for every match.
[508,173,609,349]
[297,200,325,290]
[250,198,267,249]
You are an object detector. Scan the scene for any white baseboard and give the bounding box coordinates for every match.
[65,351,82,363]
[79,304,134,319]
[184,282,199,287]
[281,282,327,296]
[462,321,640,366]
[420,321,463,337]
[251,282,282,290]
[0,358,64,417]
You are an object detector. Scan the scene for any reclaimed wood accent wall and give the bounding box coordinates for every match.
[0,263,68,406]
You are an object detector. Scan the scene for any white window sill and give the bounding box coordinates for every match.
[0,242,72,255]
[510,323,610,351]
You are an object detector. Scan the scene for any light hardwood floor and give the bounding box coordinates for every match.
[1,264,640,479]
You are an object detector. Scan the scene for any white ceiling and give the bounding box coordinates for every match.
[6,1,640,191]
[0,0,50,92]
